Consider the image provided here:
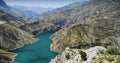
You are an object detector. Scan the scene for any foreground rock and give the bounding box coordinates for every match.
[50,46,120,63]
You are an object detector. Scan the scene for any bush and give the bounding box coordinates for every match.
[79,50,87,61]
[95,39,101,46]
[106,47,120,55]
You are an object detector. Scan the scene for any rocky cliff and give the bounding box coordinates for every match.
[50,46,120,63]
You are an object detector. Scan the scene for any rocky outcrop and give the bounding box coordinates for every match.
[50,46,120,63]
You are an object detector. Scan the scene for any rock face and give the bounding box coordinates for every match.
[50,46,107,63]
[50,1,120,53]
[50,46,118,63]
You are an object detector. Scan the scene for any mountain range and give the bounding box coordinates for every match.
[0,0,120,63]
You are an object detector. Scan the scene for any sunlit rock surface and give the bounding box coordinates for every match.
[50,46,108,63]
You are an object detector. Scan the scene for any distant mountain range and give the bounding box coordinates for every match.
[11,6,55,20]
[0,0,55,21]
[12,6,54,14]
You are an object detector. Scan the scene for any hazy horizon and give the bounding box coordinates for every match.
[4,0,86,8]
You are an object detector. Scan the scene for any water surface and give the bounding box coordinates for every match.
[13,32,57,63]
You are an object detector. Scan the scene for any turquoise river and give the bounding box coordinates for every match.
[13,32,57,63]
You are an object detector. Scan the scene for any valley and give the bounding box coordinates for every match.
[0,0,120,63]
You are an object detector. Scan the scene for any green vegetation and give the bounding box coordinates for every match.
[115,57,120,63]
[79,50,87,61]
[106,47,120,55]
[95,39,101,46]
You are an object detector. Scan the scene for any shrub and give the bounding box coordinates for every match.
[79,50,87,61]
[106,47,120,55]
[95,39,101,46]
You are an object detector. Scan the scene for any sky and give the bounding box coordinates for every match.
[4,0,85,8]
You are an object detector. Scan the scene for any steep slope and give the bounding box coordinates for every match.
[0,24,35,62]
[37,0,120,27]
[50,0,120,53]
[0,49,16,63]
[0,0,26,27]
[0,0,36,62]
[20,21,59,35]
[23,0,120,36]
[0,6,21,21]
[0,24,35,50]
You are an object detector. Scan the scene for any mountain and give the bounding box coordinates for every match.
[50,0,120,53]
[19,21,59,35]
[11,6,54,20]
[0,1,36,62]
[0,24,35,50]
[0,0,27,27]
[23,0,120,36]
[0,0,120,63]
[37,0,120,27]
[0,24,35,62]
[11,6,39,20]
[13,6,54,14]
